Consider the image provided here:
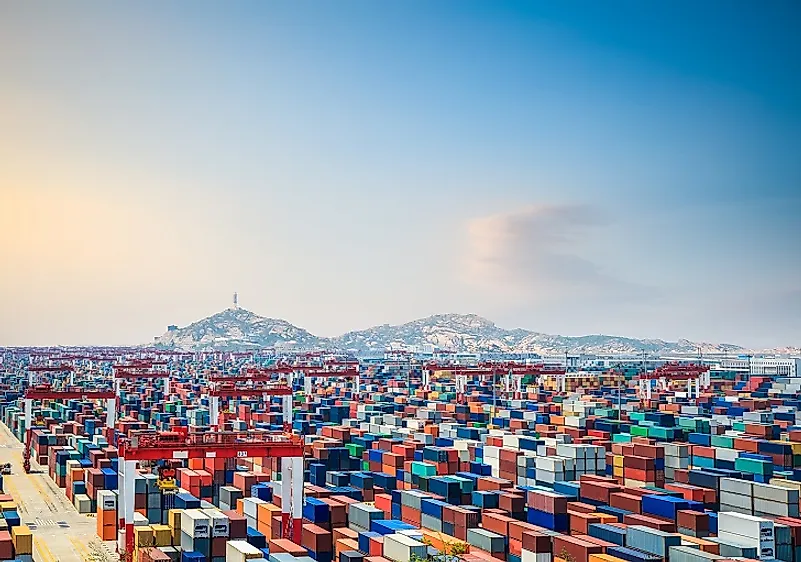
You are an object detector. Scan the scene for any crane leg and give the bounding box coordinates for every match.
[106,398,117,429]
[281,457,304,545]
[282,394,292,433]
[119,459,136,561]
[23,399,32,473]
[210,396,220,427]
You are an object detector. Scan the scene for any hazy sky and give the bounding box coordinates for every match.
[2,1,800,348]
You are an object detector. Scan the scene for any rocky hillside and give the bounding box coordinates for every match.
[153,309,749,355]
[153,308,320,351]
[330,314,744,355]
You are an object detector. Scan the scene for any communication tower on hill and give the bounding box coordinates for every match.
[233,291,238,309]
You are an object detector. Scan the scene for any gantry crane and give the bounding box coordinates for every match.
[207,379,294,430]
[478,361,567,398]
[299,365,360,401]
[422,362,509,401]
[113,360,171,399]
[117,429,304,561]
[22,383,116,473]
[207,365,296,428]
[637,362,711,400]
[25,363,75,387]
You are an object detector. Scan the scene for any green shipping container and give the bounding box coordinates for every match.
[735,456,772,475]
[711,435,734,448]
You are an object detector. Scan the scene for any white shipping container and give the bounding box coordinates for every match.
[718,504,751,517]
[521,550,552,562]
[241,497,266,519]
[753,482,799,504]
[742,411,773,423]
[753,498,799,518]
[536,456,566,472]
[715,448,739,462]
[555,444,580,458]
[202,508,230,538]
[564,416,586,428]
[225,540,262,562]
[665,456,690,469]
[717,512,774,560]
[718,491,752,510]
[720,478,754,496]
[181,509,211,539]
[383,533,428,562]
[97,490,117,511]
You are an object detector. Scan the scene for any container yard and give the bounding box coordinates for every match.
[1,349,800,562]
[5,1,800,562]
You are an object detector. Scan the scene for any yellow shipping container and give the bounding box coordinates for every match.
[151,524,172,547]
[169,509,183,544]
[134,525,154,548]
[768,479,801,491]
[12,524,33,555]
[168,509,182,531]
[624,479,647,488]
[589,555,628,562]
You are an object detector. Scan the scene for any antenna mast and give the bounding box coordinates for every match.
[233,292,238,309]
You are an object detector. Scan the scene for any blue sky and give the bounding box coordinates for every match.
[1,1,799,347]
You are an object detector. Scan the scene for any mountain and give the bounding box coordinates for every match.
[153,309,751,356]
[331,314,529,353]
[153,308,321,351]
[330,314,744,355]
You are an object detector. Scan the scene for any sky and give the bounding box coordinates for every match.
[1,1,800,348]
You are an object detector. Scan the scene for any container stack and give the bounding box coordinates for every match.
[1,352,801,562]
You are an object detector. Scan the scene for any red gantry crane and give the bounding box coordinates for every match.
[113,360,171,395]
[207,373,294,430]
[480,361,567,398]
[26,363,75,387]
[22,382,116,473]
[299,364,360,400]
[422,362,508,401]
[117,429,304,561]
[422,360,568,401]
[637,362,711,400]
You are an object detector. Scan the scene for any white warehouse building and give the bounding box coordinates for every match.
[712,357,801,377]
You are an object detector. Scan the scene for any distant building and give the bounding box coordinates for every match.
[711,357,800,377]
[167,325,179,332]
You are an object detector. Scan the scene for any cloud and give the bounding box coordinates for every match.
[465,204,655,303]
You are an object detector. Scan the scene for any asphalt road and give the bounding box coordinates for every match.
[0,422,118,562]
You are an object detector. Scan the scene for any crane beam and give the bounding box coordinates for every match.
[209,385,292,397]
[118,431,303,460]
[24,389,116,400]
[114,371,169,379]
[301,367,359,378]
[27,364,74,372]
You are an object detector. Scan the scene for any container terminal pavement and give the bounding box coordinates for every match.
[0,352,801,562]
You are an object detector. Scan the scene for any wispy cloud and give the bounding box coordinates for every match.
[465,204,655,303]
